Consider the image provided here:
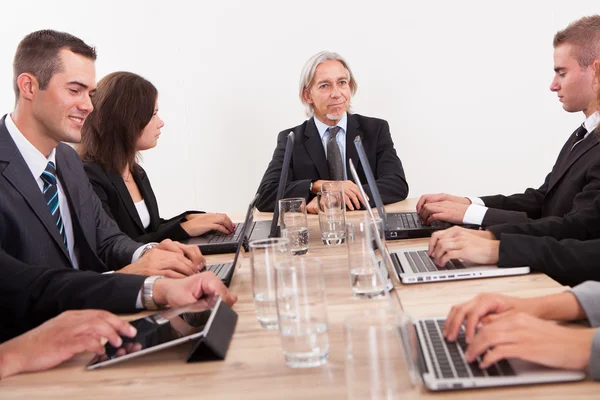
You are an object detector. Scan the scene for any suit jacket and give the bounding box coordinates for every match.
[0,250,145,341]
[570,281,600,381]
[479,128,600,226]
[256,113,409,212]
[0,115,142,272]
[84,161,197,243]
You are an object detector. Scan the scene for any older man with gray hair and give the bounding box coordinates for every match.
[256,51,408,213]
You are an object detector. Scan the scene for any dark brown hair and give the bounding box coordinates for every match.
[553,15,600,67]
[78,71,158,174]
[13,29,96,100]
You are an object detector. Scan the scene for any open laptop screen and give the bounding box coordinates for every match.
[269,131,295,237]
[353,136,388,227]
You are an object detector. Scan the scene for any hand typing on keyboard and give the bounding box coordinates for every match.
[441,291,596,373]
[416,193,471,224]
[428,226,498,267]
[181,213,235,236]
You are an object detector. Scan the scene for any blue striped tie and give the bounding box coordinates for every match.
[41,161,68,250]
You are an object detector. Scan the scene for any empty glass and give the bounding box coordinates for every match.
[318,190,346,245]
[249,238,291,329]
[345,219,388,299]
[275,257,329,368]
[279,197,309,255]
[344,309,418,399]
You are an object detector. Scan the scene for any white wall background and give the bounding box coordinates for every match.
[0,1,597,216]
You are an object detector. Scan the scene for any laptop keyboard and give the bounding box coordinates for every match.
[395,212,444,229]
[406,250,465,273]
[420,319,515,380]
[203,223,245,244]
[206,262,233,280]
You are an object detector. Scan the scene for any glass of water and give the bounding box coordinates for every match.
[344,309,418,399]
[345,219,388,299]
[279,197,309,255]
[249,238,291,329]
[318,190,346,245]
[275,257,329,368]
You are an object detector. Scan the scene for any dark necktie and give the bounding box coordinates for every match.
[41,161,68,250]
[572,124,588,148]
[326,126,344,180]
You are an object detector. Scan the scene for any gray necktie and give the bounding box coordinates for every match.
[326,126,344,180]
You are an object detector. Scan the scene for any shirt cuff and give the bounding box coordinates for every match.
[463,204,488,225]
[135,289,143,309]
[468,197,485,206]
[132,246,146,263]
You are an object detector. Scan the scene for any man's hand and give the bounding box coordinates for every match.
[311,180,368,211]
[307,197,318,214]
[153,271,238,307]
[420,201,469,225]
[181,213,235,236]
[443,293,532,343]
[428,227,499,267]
[464,312,594,371]
[117,248,201,278]
[154,239,205,268]
[0,310,137,379]
[416,193,471,215]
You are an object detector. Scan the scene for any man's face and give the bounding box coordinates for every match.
[550,43,597,116]
[31,49,96,145]
[303,60,351,125]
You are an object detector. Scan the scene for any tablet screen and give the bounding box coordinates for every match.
[87,297,221,369]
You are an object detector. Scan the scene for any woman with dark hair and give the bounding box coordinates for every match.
[79,71,233,243]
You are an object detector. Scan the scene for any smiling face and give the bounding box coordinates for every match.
[30,49,96,145]
[550,43,597,117]
[136,100,164,151]
[302,60,352,125]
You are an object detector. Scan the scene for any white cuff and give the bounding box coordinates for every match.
[463,204,488,225]
[135,289,143,309]
[468,197,485,206]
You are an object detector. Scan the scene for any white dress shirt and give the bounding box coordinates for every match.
[5,114,80,269]
[463,112,600,225]
[135,199,151,229]
[314,112,348,180]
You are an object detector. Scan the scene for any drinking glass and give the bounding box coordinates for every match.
[279,197,309,255]
[318,190,346,245]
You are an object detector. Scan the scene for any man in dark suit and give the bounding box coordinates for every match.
[0,250,237,378]
[1,30,204,277]
[416,15,600,228]
[256,51,408,213]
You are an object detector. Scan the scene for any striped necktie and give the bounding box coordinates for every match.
[40,161,68,250]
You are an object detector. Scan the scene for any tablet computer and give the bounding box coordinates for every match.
[87,297,227,369]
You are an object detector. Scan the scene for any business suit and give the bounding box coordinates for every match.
[0,250,145,341]
[256,113,408,212]
[0,115,142,272]
[479,128,600,226]
[83,161,197,243]
[571,281,600,380]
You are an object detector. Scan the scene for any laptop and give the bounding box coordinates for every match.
[348,158,530,284]
[353,136,475,240]
[183,132,294,254]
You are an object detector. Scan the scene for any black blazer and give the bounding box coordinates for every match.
[256,113,409,212]
[0,115,142,272]
[83,162,198,243]
[479,128,600,226]
[0,250,145,341]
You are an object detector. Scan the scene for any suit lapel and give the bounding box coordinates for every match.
[345,113,363,179]
[107,168,146,232]
[303,118,329,179]
[134,167,160,231]
[0,119,70,261]
[547,131,599,193]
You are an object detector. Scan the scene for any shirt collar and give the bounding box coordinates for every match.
[5,113,56,181]
[584,111,600,133]
[314,112,348,141]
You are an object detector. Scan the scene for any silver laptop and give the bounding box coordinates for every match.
[347,158,530,284]
[412,317,585,390]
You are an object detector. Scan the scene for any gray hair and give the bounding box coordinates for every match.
[298,51,358,117]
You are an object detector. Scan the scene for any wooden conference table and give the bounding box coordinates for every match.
[2,199,599,399]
